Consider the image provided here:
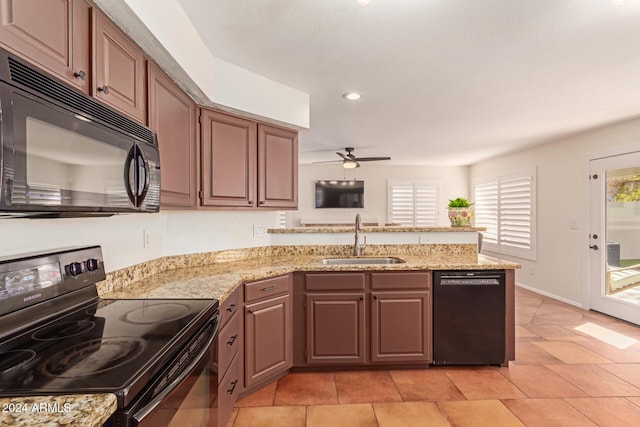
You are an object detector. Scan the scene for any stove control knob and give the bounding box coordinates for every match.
[85,258,99,271]
[67,262,83,276]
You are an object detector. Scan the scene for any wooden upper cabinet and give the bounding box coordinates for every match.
[200,109,257,207]
[0,0,91,93]
[258,124,298,208]
[148,61,197,208]
[93,11,147,123]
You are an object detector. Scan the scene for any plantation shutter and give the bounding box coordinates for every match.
[388,180,439,226]
[473,167,536,260]
[474,182,499,245]
[499,176,532,250]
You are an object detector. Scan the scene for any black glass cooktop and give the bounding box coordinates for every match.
[0,298,218,402]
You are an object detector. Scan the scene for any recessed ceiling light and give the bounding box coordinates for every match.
[342,92,362,101]
[357,0,371,7]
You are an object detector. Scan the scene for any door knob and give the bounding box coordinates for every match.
[589,244,599,250]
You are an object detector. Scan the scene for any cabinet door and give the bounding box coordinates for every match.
[148,62,197,208]
[257,124,298,208]
[0,0,90,93]
[245,294,292,387]
[306,293,365,365]
[93,11,147,123]
[201,110,257,207]
[371,291,431,363]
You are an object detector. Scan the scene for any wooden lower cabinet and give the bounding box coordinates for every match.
[299,271,432,367]
[305,293,365,364]
[213,286,242,427]
[370,291,431,362]
[244,293,292,387]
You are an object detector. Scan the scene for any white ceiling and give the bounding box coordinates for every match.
[177,0,640,166]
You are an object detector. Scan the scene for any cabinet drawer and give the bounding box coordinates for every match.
[305,273,366,291]
[245,275,290,303]
[219,311,240,378]
[371,272,431,290]
[218,354,240,427]
[221,287,241,327]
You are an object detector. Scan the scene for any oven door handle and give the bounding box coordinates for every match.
[132,314,220,423]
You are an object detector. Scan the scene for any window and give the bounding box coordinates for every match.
[388,180,439,226]
[474,167,536,260]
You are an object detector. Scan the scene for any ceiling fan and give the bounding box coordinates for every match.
[313,147,391,169]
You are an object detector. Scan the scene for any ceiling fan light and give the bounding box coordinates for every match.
[343,160,358,169]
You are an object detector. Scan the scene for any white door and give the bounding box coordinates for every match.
[589,152,640,325]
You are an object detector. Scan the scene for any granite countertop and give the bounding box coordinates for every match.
[102,253,520,301]
[0,394,117,427]
[268,226,486,233]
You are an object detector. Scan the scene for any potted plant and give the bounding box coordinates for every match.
[447,197,474,227]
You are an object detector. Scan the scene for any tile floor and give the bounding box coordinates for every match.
[228,287,640,426]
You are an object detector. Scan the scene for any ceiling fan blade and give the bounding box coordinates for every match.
[312,160,342,164]
[354,157,391,161]
[336,152,349,160]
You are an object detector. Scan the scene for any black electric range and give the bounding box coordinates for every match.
[0,246,219,417]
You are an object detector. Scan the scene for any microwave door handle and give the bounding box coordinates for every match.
[123,147,136,207]
[132,314,221,423]
[136,152,149,207]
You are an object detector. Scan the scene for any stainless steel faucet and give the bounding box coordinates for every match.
[354,214,367,256]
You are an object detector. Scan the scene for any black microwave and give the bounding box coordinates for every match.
[0,48,160,217]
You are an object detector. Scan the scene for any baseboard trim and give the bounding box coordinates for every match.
[516,282,584,309]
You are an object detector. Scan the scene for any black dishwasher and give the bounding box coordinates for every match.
[432,270,505,365]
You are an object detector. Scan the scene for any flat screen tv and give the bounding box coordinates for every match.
[315,180,364,208]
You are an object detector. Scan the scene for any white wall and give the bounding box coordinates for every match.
[0,211,279,273]
[470,117,640,306]
[119,0,310,129]
[289,164,469,227]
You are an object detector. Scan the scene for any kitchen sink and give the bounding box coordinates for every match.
[321,257,406,265]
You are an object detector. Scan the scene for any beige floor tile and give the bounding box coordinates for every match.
[389,369,464,401]
[503,398,597,426]
[565,397,640,426]
[273,372,337,406]
[499,365,587,398]
[233,406,305,427]
[532,341,613,364]
[438,400,524,426]
[306,404,377,427]
[335,370,402,404]
[234,381,277,407]
[444,368,526,400]
[513,341,564,365]
[374,401,449,427]
[547,364,640,396]
[600,363,640,387]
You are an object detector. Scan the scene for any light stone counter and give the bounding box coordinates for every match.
[0,394,117,427]
[102,252,520,301]
[268,226,486,233]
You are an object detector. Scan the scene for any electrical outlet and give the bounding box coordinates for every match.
[253,225,267,237]
[143,230,151,248]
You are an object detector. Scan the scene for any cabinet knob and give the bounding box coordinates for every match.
[226,303,237,313]
[97,85,110,95]
[259,201,265,205]
[73,70,87,81]
[227,334,238,346]
[373,295,378,300]
[248,200,253,204]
